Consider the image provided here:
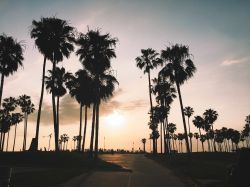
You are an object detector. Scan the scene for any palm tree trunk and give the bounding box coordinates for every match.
[6,131,9,152]
[24,115,29,151]
[57,96,60,132]
[196,139,198,152]
[89,103,96,157]
[23,113,27,151]
[188,117,192,152]
[0,73,5,108]
[34,56,47,150]
[94,102,100,158]
[13,124,17,151]
[78,103,83,152]
[52,61,59,151]
[160,122,162,154]
[82,105,88,152]
[176,82,190,153]
[147,70,153,113]
[0,132,3,151]
[211,125,217,152]
[1,133,6,151]
[199,128,204,152]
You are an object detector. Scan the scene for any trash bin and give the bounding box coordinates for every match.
[0,167,12,187]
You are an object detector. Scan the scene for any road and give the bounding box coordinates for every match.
[60,154,186,187]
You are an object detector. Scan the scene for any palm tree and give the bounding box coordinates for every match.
[136,48,162,116]
[11,113,23,151]
[177,133,184,153]
[45,67,71,131]
[75,29,118,157]
[66,70,94,152]
[0,34,24,107]
[203,109,218,152]
[94,73,118,156]
[168,123,177,152]
[184,106,194,152]
[193,115,205,152]
[72,136,77,150]
[160,44,196,153]
[0,97,17,151]
[0,110,11,151]
[152,75,176,154]
[193,133,199,152]
[17,95,35,151]
[141,138,146,153]
[30,17,75,151]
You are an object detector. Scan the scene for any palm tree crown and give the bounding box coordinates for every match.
[30,17,75,62]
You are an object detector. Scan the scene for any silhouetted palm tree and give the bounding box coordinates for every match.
[193,115,205,152]
[11,113,23,151]
[17,95,35,151]
[193,132,199,152]
[136,48,161,115]
[0,35,24,108]
[0,97,17,151]
[203,109,218,152]
[160,44,196,153]
[168,123,177,152]
[141,138,146,153]
[75,29,118,157]
[66,69,94,152]
[30,17,75,151]
[45,67,71,130]
[152,75,176,154]
[184,106,194,152]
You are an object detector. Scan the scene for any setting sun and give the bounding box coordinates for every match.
[105,110,125,127]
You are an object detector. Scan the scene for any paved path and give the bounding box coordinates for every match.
[60,154,185,187]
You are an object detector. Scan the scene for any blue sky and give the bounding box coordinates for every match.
[1,0,249,151]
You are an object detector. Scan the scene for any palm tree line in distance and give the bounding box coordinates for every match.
[142,107,250,153]
[0,95,34,152]
[0,16,118,158]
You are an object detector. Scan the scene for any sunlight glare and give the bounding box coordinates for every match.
[105,110,125,127]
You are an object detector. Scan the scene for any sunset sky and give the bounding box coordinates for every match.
[1,0,249,152]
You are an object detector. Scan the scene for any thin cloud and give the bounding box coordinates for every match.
[221,57,248,66]
[29,88,148,126]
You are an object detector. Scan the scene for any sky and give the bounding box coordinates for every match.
[0,0,249,152]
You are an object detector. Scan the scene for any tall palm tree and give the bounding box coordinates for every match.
[30,17,75,151]
[141,138,146,153]
[11,113,23,151]
[45,67,71,131]
[203,109,218,152]
[184,106,194,151]
[193,115,205,152]
[160,44,196,153]
[94,73,118,156]
[66,69,94,152]
[75,29,118,157]
[168,123,177,152]
[0,34,24,107]
[136,48,162,116]
[17,95,35,151]
[152,75,176,154]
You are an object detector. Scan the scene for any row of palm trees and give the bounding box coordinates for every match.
[0,95,35,151]
[136,45,196,154]
[0,16,118,157]
[144,106,250,153]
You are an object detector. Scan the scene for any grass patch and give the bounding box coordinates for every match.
[147,152,237,187]
[0,151,124,187]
